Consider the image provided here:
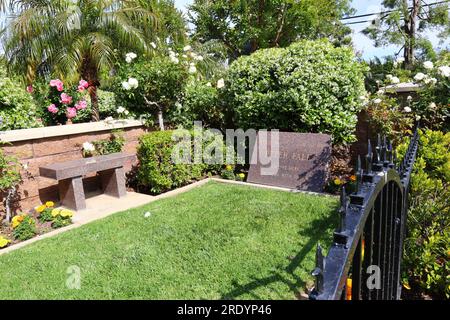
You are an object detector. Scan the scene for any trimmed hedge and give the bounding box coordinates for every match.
[137,130,223,194]
[225,39,367,144]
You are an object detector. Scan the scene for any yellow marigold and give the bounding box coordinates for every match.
[60,209,73,218]
[349,175,357,182]
[225,165,233,171]
[403,282,411,290]
[36,205,46,213]
[334,178,342,185]
[45,201,55,208]
[51,208,61,217]
[11,215,24,229]
[0,236,10,248]
[238,173,245,178]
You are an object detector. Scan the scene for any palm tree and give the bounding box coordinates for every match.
[1,0,157,121]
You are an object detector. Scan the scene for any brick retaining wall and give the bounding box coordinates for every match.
[0,120,147,214]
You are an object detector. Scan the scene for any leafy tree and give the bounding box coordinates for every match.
[363,0,450,68]
[115,55,189,130]
[188,0,354,60]
[1,0,157,121]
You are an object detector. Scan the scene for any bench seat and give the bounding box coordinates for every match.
[39,153,135,211]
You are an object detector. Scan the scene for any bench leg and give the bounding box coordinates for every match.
[99,167,127,198]
[58,176,86,211]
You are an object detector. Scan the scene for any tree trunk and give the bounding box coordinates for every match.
[158,107,165,131]
[88,85,100,122]
[404,0,420,69]
[81,57,100,122]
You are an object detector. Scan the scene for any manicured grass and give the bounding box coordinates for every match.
[0,181,338,299]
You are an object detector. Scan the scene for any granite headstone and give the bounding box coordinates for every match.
[247,132,332,192]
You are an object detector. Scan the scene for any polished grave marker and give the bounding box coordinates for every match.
[247,132,332,192]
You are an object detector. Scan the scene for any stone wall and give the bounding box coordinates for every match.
[0,120,147,214]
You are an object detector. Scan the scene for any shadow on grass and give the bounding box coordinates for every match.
[220,206,339,300]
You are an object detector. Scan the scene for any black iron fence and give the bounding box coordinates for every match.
[309,129,420,300]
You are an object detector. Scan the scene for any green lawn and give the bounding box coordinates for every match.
[0,181,338,299]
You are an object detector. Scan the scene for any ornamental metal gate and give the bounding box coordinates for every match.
[309,129,419,300]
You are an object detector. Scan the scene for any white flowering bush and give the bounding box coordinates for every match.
[410,57,450,131]
[225,40,367,144]
[114,54,188,126]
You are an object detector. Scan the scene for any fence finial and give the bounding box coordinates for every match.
[375,134,381,163]
[366,139,373,173]
[382,136,387,162]
[338,186,347,232]
[357,155,363,191]
[311,244,325,298]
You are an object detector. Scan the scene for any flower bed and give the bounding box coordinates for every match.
[0,201,73,250]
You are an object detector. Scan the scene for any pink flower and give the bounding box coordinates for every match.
[75,100,87,110]
[66,107,77,119]
[26,85,33,93]
[60,93,73,105]
[47,104,58,114]
[79,79,89,89]
[50,79,64,92]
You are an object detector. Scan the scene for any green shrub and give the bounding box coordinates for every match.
[0,66,40,131]
[225,39,367,144]
[137,130,223,194]
[174,80,224,129]
[399,129,450,298]
[92,130,125,155]
[13,215,36,241]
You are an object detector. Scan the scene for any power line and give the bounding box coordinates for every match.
[340,0,449,22]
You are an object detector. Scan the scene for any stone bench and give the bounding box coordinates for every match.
[39,153,135,211]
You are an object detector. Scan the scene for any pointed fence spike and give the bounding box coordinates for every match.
[366,139,373,173]
[356,156,363,191]
[311,244,324,295]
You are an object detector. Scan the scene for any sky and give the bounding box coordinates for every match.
[174,0,449,60]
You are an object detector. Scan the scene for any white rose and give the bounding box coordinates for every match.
[122,81,131,90]
[188,65,197,74]
[183,45,192,52]
[117,106,125,114]
[373,98,382,104]
[128,78,139,89]
[386,74,393,80]
[195,55,204,61]
[206,82,212,87]
[429,78,437,85]
[428,102,436,109]
[124,110,130,116]
[423,61,434,69]
[391,76,400,84]
[170,56,179,64]
[437,66,450,77]
[403,106,412,113]
[407,95,413,101]
[125,56,133,63]
[217,78,225,89]
[82,142,95,152]
[414,73,426,81]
